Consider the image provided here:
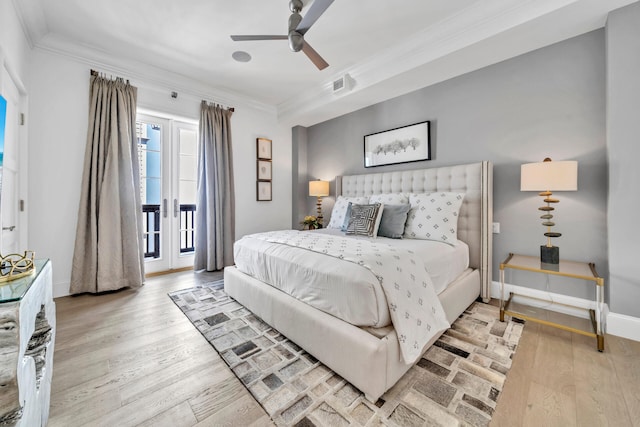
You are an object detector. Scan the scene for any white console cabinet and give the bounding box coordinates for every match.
[0,260,55,426]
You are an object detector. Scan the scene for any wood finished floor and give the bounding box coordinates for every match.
[49,271,640,426]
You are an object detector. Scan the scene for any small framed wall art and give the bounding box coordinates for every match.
[364,120,431,168]
[257,181,272,201]
[257,137,272,160]
[256,137,273,201]
[257,159,272,181]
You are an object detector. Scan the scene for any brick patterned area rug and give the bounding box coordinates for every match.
[169,281,524,426]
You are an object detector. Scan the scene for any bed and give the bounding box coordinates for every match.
[224,161,493,402]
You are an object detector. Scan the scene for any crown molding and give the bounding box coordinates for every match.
[15,0,637,127]
[33,34,277,115]
[11,0,48,49]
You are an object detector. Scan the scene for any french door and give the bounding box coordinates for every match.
[0,68,25,255]
[136,114,198,274]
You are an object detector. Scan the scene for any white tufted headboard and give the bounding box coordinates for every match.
[336,161,493,301]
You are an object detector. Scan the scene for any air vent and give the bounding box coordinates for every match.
[332,73,354,94]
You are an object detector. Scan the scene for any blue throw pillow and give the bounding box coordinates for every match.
[340,202,353,231]
[377,204,411,239]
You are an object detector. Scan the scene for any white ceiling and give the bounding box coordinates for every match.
[14,0,638,126]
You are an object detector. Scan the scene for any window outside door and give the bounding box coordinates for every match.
[137,114,197,273]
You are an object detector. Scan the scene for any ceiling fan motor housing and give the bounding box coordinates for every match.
[288,6,303,52]
[288,31,304,52]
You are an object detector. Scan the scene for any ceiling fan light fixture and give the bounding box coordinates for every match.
[232,51,252,62]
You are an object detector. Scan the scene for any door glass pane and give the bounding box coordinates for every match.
[178,128,197,254]
[137,121,162,259]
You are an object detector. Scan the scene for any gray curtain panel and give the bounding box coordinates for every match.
[194,101,235,271]
[69,75,145,294]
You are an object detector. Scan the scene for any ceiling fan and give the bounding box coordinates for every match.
[230,0,334,70]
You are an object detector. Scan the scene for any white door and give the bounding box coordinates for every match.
[137,114,197,274]
[0,69,23,255]
[171,121,198,269]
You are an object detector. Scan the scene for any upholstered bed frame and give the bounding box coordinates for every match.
[224,161,493,401]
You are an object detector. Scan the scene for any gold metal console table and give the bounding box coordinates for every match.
[499,253,604,352]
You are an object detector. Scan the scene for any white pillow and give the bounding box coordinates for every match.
[369,193,409,205]
[326,196,370,229]
[404,192,465,245]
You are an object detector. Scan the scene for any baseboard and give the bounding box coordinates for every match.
[145,266,193,278]
[606,312,640,342]
[53,281,70,299]
[491,281,640,342]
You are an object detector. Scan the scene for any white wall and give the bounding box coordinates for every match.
[28,49,291,298]
[233,109,292,237]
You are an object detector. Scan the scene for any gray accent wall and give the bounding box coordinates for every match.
[606,3,640,318]
[292,126,309,229]
[294,30,609,306]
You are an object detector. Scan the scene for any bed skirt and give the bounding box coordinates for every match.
[224,266,479,402]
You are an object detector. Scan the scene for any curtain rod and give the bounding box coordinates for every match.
[89,70,235,112]
[90,69,130,84]
[202,99,235,112]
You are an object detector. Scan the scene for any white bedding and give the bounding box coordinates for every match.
[233,228,468,328]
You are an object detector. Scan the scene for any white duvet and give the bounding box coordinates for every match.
[234,229,466,363]
[234,228,468,328]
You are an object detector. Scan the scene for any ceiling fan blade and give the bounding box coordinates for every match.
[296,0,335,35]
[301,41,329,70]
[230,35,288,41]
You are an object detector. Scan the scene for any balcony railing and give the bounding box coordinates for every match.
[142,203,196,259]
[142,204,160,259]
[180,204,196,254]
